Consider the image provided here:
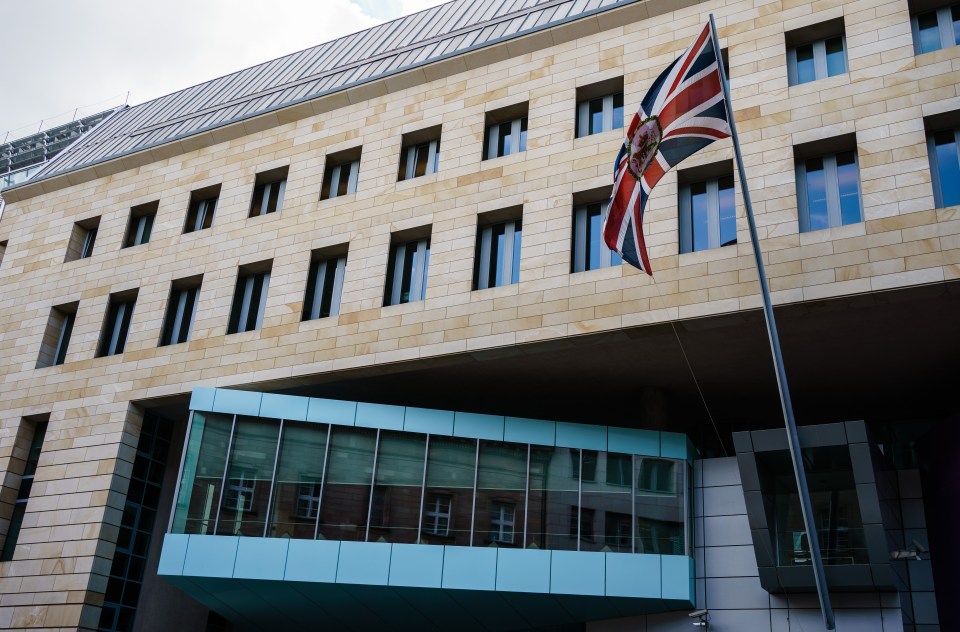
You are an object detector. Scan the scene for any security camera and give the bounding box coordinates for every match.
[688,610,709,618]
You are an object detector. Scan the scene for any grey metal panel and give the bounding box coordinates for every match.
[702,484,747,517]
[24,0,639,184]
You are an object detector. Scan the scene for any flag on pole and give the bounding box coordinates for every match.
[604,21,731,274]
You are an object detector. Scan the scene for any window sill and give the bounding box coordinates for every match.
[395,172,439,191]
[787,72,849,98]
[318,192,357,207]
[572,128,625,150]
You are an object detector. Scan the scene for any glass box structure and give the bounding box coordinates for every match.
[158,388,697,631]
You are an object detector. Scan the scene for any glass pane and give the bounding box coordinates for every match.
[527,447,579,551]
[216,417,281,536]
[934,130,960,206]
[613,92,624,130]
[918,11,942,54]
[422,437,476,546]
[804,158,829,231]
[512,222,522,285]
[635,457,684,555]
[587,204,602,270]
[414,143,430,178]
[953,5,960,45]
[519,118,528,152]
[836,152,862,225]
[369,432,426,544]
[589,98,604,134]
[473,442,527,548]
[172,412,233,534]
[581,452,633,553]
[825,37,846,77]
[762,446,868,566]
[269,422,327,539]
[690,181,709,252]
[498,121,513,157]
[719,176,737,247]
[400,243,417,304]
[490,223,506,288]
[795,44,816,84]
[318,427,377,541]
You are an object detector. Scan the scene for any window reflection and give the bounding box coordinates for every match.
[804,158,829,231]
[934,130,960,207]
[171,411,691,556]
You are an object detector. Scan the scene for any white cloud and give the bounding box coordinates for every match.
[0,0,448,139]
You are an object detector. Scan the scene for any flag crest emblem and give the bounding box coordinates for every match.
[604,21,731,275]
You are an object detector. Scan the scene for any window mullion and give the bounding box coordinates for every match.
[133,216,146,246]
[813,39,828,81]
[275,179,286,213]
[186,288,200,343]
[310,261,328,320]
[262,420,284,538]
[938,7,954,50]
[427,140,439,174]
[503,221,516,286]
[707,178,721,250]
[313,424,333,540]
[347,161,360,194]
[170,290,188,345]
[390,244,406,305]
[417,436,430,544]
[487,124,499,159]
[411,239,427,302]
[824,154,842,229]
[261,183,272,216]
[469,439,479,547]
[212,415,238,535]
[786,47,798,86]
[405,147,416,180]
[254,272,270,329]
[364,429,381,542]
[679,184,692,253]
[795,161,811,234]
[329,256,346,316]
[237,277,254,332]
[108,303,126,356]
[602,95,614,132]
[578,101,589,138]
[510,119,522,155]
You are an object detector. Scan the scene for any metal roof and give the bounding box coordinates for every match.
[22,0,636,187]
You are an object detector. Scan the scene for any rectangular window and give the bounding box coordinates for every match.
[160,277,201,346]
[303,250,347,321]
[484,103,529,160]
[796,148,862,232]
[0,240,7,267]
[0,418,48,561]
[576,92,624,138]
[786,20,848,86]
[424,493,452,537]
[64,216,100,262]
[249,167,288,217]
[679,174,737,253]
[36,302,77,368]
[184,186,220,233]
[321,149,361,200]
[474,216,521,290]
[926,125,960,208]
[572,199,622,272]
[228,262,271,334]
[399,127,441,181]
[384,235,430,306]
[97,292,137,357]
[912,4,960,54]
[123,201,158,248]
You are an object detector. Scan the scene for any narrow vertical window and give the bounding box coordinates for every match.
[484,103,529,160]
[303,249,347,321]
[123,201,158,248]
[786,20,848,86]
[0,240,7,267]
[679,171,737,253]
[572,198,622,273]
[0,418,47,561]
[228,261,272,334]
[64,216,101,262]
[184,186,220,233]
[399,127,441,181]
[795,141,863,233]
[384,234,430,306]
[36,302,78,368]
[249,166,288,217]
[160,277,202,346]
[97,292,138,357]
[576,78,625,138]
[926,123,960,208]
[321,149,361,200]
[473,215,522,290]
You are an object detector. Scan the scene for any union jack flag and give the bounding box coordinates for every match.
[604,21,731,274]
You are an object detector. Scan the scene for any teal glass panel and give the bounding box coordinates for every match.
[580,452,633,553]
[318,427,377,541]
[635,456,684,555]
[473,441,526,548]
[369,431,426,544]
[172,412,233,534]
[527,446,579,551]
[216,416,281,536]
[269,422,328,539]
[421,437,475,547]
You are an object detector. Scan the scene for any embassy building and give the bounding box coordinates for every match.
[0,0,958,630]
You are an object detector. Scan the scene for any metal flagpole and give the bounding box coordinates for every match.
[708,14,835,630]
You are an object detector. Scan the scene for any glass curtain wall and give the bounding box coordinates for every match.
[170,413,690,556]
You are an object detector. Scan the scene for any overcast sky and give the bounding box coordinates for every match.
[1,0,448,141]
